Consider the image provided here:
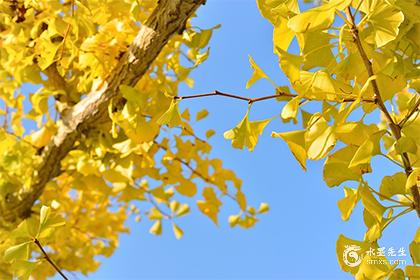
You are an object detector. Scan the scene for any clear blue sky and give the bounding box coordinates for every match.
[57,1,416,279]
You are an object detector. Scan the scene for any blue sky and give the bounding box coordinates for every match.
[56,1,416,279]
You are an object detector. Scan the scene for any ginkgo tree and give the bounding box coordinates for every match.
[0,0,419,279]
[217,0,419,279]
[0,0,268,278]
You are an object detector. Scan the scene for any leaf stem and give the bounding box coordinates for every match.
[33,238,68,280]
[398,96,420,127]
[368,186,410,206]
[382,208,413,232]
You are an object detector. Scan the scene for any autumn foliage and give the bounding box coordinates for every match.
[0,0,419,279]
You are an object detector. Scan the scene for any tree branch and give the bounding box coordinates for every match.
[175,90,376,104]
[345,7,420,217]
[0,0,207,229]
[33,238,68,280]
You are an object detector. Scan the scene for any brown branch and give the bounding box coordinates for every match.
[33,238,68,280]
[174,90,376,104]
[2,105,8,129]
[345,7,420,217]
[0,0,207,229]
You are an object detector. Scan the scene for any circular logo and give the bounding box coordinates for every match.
[343,245,362,267]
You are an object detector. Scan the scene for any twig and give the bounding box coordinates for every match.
[399,96,420,127]
[146,192,172,219]
[345,7,420,217]
[2,105,8,129]
[174,90,375,104]
[33,238,68,280]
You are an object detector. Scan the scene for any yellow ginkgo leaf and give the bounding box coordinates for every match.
[157,100,183,128]
[224,109,270,152]
[172,223,183,240]
[337,187,359,221]
[196,109,209,121]
[175,179,197,197]
[149,220,162,236]
[272,130,307,170]
[28,123,57,149]
[246,55,269,89]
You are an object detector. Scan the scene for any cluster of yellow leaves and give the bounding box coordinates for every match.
[219,0,420,278]
[0,0,267,279]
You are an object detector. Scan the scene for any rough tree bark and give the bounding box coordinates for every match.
[0,0,206,229]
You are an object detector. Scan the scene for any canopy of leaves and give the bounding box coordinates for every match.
[219,0,420,278]
[0,0,267,278]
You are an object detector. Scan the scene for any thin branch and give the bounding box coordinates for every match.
[399,96,420,127]
[2,105,8,129]
[154,140,212,183]
[145,192,172,219]
[368,186,411,206]
[345,6,420,217]
[174,90,375,104]
[33,238,68,280]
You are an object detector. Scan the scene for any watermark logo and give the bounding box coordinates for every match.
[343,245,362,267]
[342,245,407,267]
